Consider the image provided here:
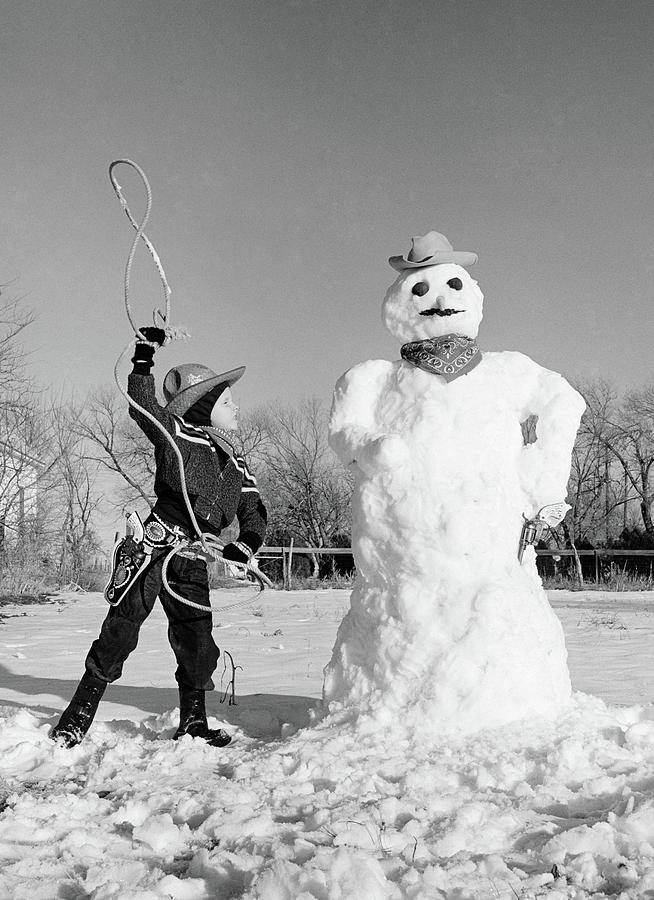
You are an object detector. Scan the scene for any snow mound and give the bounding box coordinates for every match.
[3,693,654,898]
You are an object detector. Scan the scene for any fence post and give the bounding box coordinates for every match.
[286,538,294,591]
[594,550,599,584]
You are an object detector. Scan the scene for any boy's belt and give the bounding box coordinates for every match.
[143,512,191,549]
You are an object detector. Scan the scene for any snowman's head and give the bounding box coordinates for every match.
[382,263,484,342]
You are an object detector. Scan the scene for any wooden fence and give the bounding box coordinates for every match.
[257,545,654,588]
[257,542,354,589]
[534,548,654,583]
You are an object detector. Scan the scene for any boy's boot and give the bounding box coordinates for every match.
[50,673,107,748]
[173,687,231,747]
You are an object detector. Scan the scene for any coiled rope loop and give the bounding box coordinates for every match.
[108,159,172,336]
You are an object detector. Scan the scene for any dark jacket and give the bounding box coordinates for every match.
[128,372,267,554]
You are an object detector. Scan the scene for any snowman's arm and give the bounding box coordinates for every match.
[329,360,402,472]
[518,359,585,514]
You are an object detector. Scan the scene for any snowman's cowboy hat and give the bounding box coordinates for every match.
[389,231,478,271]
[163,363,245,415]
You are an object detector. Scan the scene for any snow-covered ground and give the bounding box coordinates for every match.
[2,588,654,899]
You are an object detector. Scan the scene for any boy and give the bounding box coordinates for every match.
[51,327,267,747]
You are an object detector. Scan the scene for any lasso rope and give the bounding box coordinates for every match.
[108,159,172,335]
[108,159,272,611]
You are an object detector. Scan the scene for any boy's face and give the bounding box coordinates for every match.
[210,387,239,430]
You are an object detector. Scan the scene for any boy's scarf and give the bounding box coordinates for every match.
[400,333,482,383]
[200,426,237,458]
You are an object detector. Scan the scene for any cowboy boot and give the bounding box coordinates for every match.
[173,687,232,747]
[50,672,107,748]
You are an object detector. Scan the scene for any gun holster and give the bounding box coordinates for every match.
[104,512,151,607]
[104,511,192,606]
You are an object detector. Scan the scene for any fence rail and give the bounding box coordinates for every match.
[257,546,654,587]
[259,547,354,555]
[533,549,654,583]
[259,546,654,558]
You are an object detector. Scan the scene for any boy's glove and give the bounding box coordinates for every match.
[222,541,252,565]
[131,327,167,374]
[138,327,167,346]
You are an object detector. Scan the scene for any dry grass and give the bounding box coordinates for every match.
[543,570,654,591]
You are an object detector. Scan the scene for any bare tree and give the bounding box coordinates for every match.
[0,289,48,580]
[0,284,34,393]
[0,411,43,536]
[76,387,155,511]
[247,399,353,576]
[563,380,628,547]
[0,287,111,591]
[566,428,605,545]
[582,379,654,538]
[45,402,103,584]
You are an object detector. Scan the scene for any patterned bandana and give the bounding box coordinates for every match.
[400,333,482,383]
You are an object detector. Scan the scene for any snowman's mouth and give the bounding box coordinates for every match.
[419,308,464,317]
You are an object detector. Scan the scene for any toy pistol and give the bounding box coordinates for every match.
[518,502,570,562]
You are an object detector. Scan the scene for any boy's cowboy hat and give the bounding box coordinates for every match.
[389,231,478,271]
[163,363,245,415]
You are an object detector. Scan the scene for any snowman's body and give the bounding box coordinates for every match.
[324,258,584,735]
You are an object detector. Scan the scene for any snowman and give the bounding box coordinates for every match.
[323,231,585,736]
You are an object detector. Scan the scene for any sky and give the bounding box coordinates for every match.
[3,0,654,415]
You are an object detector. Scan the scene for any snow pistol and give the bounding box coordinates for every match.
[518,502,570,562]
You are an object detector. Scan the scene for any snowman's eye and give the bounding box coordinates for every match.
[411,281,429,297]
[447,277,463,291]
